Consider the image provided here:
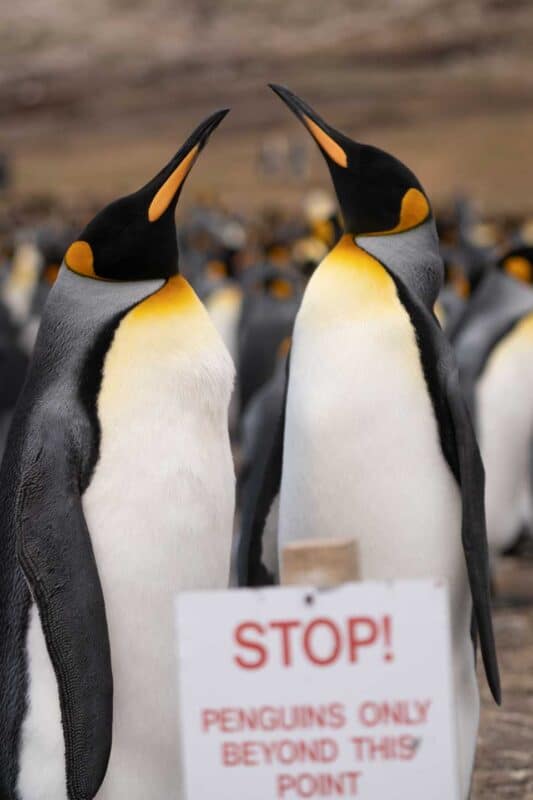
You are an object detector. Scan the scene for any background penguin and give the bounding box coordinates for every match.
[205,278,243,364]
[433,204,470,331]
[237,263,301,414]
[498,244,533,286]
[2,233,43,342]
[434,220,470,332]
[441,199,504,340]
[236,338,290,584]
[205,277,243,436]
[0,297,28,458]
[0,109,234,800]
[239,85,500,798]
[435,260,468,331]
[451,259,533,562]
[0,227,70,459]
[182,209,245,434]
[18,227,72,355]
[453,196,500,294]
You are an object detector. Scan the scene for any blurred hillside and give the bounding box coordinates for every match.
[2,0,533,213]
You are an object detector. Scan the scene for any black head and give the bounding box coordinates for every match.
[64,109,229,281]
[498,246,533,284]
[270,84,431,237]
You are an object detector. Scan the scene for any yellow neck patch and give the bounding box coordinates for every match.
[148,146,199,223]
[298,234,407,329]
[329,235,392,283]
[129,274,201,320]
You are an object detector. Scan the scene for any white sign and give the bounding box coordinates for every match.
[175,580,460,800]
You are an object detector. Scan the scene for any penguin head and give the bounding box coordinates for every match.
[64,109,229,281]
[498,246,533,285]
[269,84,431,238]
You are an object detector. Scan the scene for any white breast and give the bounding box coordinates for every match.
[83,277,235,799]
[279,240,464,589]
[477,312,533,553]
[280,302,465,586]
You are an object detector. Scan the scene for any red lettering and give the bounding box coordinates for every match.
[234,615,385,670]
[348,617,378,662]
[243,741,259,766]
[201,709,219,732]
[221,742,239,766]
[330,702,346,729]
[298,773,316,797]
[277,774,294,798]
[220,708,240,732]
[270,620,301,667]
[234,622,267,669]
[277,771,361,798]
[359,701,380,727]
[303,618,341,666]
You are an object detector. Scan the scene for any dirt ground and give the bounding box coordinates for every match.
[474,558,533,798]
[2,1,533,215]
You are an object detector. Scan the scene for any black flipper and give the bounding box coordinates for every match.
[237,354,290,586]
[17,429,112,800]
[369,255,501,705]
[444,365,501,704]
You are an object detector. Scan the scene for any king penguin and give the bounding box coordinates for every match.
[451,253,533,560]
[239,85,500,798]
[0,109,235,800]
[238,265,301,413]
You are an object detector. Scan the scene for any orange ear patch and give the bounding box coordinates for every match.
[504,256,533,284]
[368,188,430,236]
[303,114,348,168]
[392,188,430,233]
[270,277,294,300]
[65,241,96,278]
[148,145,200,223]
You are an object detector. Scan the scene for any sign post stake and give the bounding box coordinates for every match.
[281,536,360,588]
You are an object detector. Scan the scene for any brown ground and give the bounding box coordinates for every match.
[2,1,533,216]
[475,559,533,799]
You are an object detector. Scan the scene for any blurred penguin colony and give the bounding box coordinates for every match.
[1,190,533,573]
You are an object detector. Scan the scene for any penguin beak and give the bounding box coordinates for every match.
[269,84,348,168]
[148,108,230,223]
[185,108,231,153]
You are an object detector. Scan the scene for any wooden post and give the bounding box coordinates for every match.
[281,537,361,588]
